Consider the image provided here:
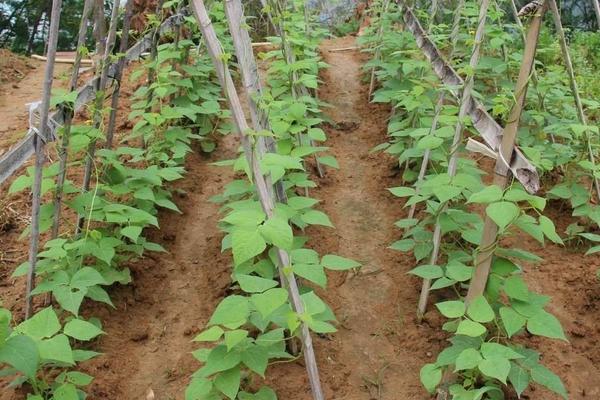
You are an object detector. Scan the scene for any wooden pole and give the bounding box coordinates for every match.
[367,0,392,100]
[77,0,121,234]
[465,3,547,304]
[417,0,490,319]
[548,0,600,202]
[106,0,134,149]
[190,2,324,399]
[593,0,600,30]
[51,0,94,240]
[25,0,63,319]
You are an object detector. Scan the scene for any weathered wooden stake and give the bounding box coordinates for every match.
[417,0,490,319]
[593,0,600,30]
[367,0,392,100]
[465,3,547,304]
[548,0,600,202]
[190,2,324,399]
[26,0,63,319]
[51,0,94,239]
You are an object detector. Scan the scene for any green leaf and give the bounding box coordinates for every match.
[420,363,442,394]
[531,364,568,399]
[224,330,248,352]
[467,296,495,323]
[52,287,86,316]
[468,185,503,204]
[480,343,524,360]
[251,288,288,319]
[215,366,241,399]
[390,239,415,252]
[504,276,529,301]
[435,301,466,319]
[508,362,530,397]
[38,333,74,365]
[0,335,39,378]
[293,264,327,287]
[231,229,267,266]
[120,226,143,242]
[201,345,241,376]
[194,326,224,342]
[486,202,520,230]
[70,267,106,289]
[539,216,563,244]
[209,296,250,328]
[455,348,483,371]
[526,310,567,341]
[321,255,361,270]
[301,210,334,227]
[241,345,269,377]
[445,262,472,282]
[478,357,511,384]
[387,187,415,197]
[15,307,60,339]
[456,320,487,337]
[185,377,213,400]
[53,383,79,400]
[65,371,94,386]
[499,307,526,338]
[236,275,278,293]
[259,216,293,250]
[64,319,104,341]
[409,265,444,279]
[417,136,444,150]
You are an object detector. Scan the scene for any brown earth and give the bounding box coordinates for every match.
[0,36,600,400]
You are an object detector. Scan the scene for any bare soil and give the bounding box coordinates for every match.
[0,37,599,400]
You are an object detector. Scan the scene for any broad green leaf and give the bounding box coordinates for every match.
[209,296,250,328]
[417,136,443,150]
[531,364,568,399]
[200,345,241,376]
[120,226,143,242]
[486,202,520,230]
[251,288,288,319]
[468,185,503,204]
[194,326,224,342]
[526,310,567,341]
[236,275,278,293]
[508,362,530,397]
[455,348,482,371]
[185,377,213,400]
[224,330,248,352]
[467,296,494,323]
[539,216,563,244]
[409,265,443,279]
[387,187,415,197]
[215,366,241,399]
[231,229,267,266]
[504,276,529,301]
[64,319,104,341]
[456,320,487,337]
[480,343,524,360]
[420,363,442,394]
[301,210,334,227]
[38,334,74,365]
[390,239,415,252]
[0,335,39,378]
[445,262,472,282]
[499,307,526,338]
[53,286,86,316]
[435,301,466,319]
[15,307,60,339]
[478,357,511,384]
[70,267,106,289]
[259,216,293,250]
[53,383,79,400]
[293,264,327,287]
[241,344,269,377]
[321,255,361,270]
[65,371,94,386]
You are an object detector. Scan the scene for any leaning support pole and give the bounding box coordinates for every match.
[465,2,547,304]
[77,0,121,234]
[367,0,391,100]
[190,2,325,399]
[106,0,134,149]
[548,0,600,202]
[416,0,490,319]
[25,0,63,319]
[51,0,94,239]
[593,0,600,30]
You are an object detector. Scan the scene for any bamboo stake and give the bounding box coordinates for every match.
[106,0,134,149]
[407,0,464,222]
[465,3,547,304]
[367,0,392,100]
[548,0,600,202]
[25,0,63,319]
[51,0,94,240]
[593,0,600,29]
[190,2,324,399]
[417,0,490,319]
[77,0,121,234]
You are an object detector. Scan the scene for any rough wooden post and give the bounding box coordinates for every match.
[548,0,600,201]
[190,2,325,399]
[26,0,63,319]
[417,0,490,319]
[106,0,134,149]
[367,0,391,100]
[465,2,547,304]
[593,0,600,30]
[51,0,94,239]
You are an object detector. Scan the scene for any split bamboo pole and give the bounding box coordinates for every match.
[106,0,134,149]
[25,0,63,319]
[465,3,547,304]
[77,0,121,234]
[190,2,324,399]
[417,0,490,319]
[593,0,600,30]
[51,0,94,240]
[548,0,600,202]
